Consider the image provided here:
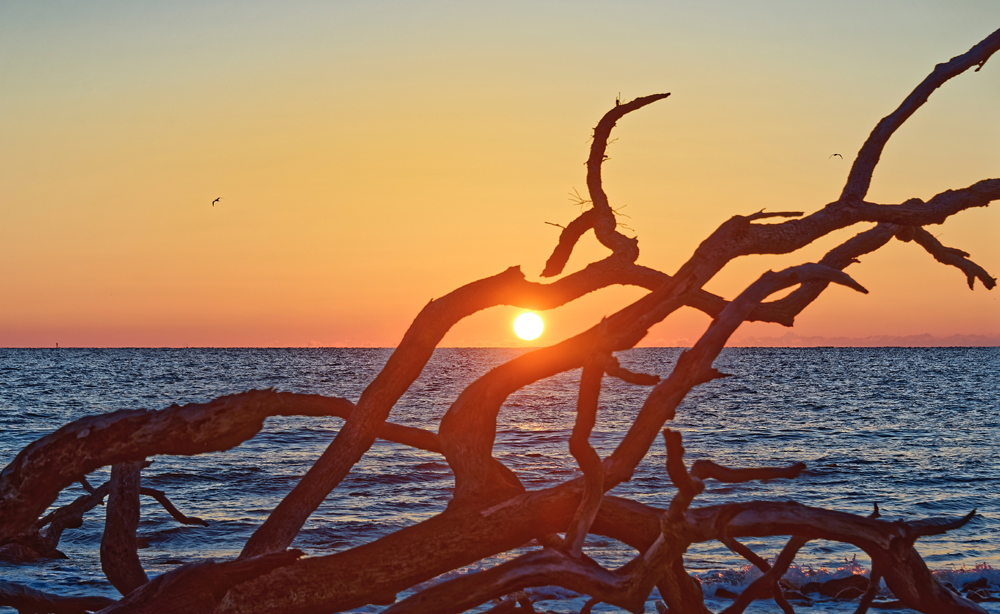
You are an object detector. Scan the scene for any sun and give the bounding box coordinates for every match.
[513,312,544,341]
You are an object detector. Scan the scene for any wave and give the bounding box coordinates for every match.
[697,558,1000,610]
[376,558,1000,613]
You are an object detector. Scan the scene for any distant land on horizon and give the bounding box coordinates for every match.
[723,332,1000,348]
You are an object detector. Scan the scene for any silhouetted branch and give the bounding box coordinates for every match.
[677,177,1000,293]
[0,390,424,542]
[905,509,977,538]
[79,477,97,494]
[542,93,670,277]
[0,482,111,562]
[689,460,806,483]
[752,222,897,326]
[0,580,115,614]
[869,502,881,519]
[841,27,1000,201]
[563,355,607,556]
[140,487,208,526]
[100,550,302,614]
[855,569,883,614]
[662,430,702,520]
[381,548,647,614]
[604,264,866,488]
[898,226,997,289]
[745,210,804,221]
[541,209,600,277]
[604,355,659,386]
[244,251,698,554]
[719,537,796,614]
[35,481,110,542]
[720,536,808,614]
[101,460,148,595]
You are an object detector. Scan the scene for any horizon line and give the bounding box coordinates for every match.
[3,345,999,350]
[5,333,1000,350]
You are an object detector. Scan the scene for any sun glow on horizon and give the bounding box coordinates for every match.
[513,312,544,341]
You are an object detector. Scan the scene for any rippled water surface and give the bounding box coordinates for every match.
[1,347,998,613]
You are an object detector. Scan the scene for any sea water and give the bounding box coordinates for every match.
[0,347,998,613]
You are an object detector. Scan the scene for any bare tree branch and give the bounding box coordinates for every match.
[677,178,1000,296]
[689,460,806,483]
[604,355,659,386]
[140,487,208,527]
[0,392,322,540]
[243,251,698,555]
[36,482,110,548]
[897,226,997,289]
[585,94,670,258]
[100,550,302,614]
[719,537,796,614]
[381,548,648,614]
[661,429,703,521]
[841,27,1000,201]
[905,509,977,538]
[720,536,808,614]
[541,94,670,277]
[0,580,116,614]
[563,354,607,556]
[217,494,984,614]
[855,180,1000,226]
[854,569,883,614]
[541,209,600,277]
[604,264,867,489]
[101,461,149,595]
[80,477,97,494]
[745,210,804,221]
[0,391,427,542]
[0,483,111,563]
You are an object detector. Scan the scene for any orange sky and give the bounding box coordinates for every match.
[1,2,998,347]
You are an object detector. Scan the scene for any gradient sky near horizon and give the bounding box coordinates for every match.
[2,1,998,348]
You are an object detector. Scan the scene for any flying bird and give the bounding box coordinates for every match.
[212,197,223,206]
[829,153,843,159]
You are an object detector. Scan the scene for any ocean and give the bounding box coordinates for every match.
[1,347,998,613]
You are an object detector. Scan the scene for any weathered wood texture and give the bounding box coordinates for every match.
[2,391,367,541]
[0,580,116,614]
[99,550,302,614]
[101,460,149,595]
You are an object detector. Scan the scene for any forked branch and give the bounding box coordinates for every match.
[720,536,808,614]
[898,226,997,289]
[542,94,670,277]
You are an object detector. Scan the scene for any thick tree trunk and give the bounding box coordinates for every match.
[101,461,149,595]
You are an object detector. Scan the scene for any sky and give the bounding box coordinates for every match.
[1,1,998,348]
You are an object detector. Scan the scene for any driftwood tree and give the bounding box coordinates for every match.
[2,28,998,614]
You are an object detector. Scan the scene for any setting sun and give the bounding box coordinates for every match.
[513,312,544,341]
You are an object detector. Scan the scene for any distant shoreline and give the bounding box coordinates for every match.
[724,332,1000,348]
